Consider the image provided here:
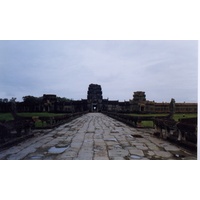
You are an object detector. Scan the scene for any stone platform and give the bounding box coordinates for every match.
[0,113,197,160]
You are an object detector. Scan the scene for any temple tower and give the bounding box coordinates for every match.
[132,91,146,112]
[133,91,146,102]
[87,84,103,112]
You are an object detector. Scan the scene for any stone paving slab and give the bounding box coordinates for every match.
[0,113,197,160]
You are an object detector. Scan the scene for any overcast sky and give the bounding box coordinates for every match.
[0,40,198,102]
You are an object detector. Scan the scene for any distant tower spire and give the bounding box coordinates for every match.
[87,84,103,112]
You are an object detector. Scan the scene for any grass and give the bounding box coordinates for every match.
[172,113,197,121]
[0,112,197,128]
[128,113,197,127]
[128,113,197,121]
[140,121,154,127]
[0,113,14,121]
[0,112,66,121]
[18,112,65,118]
[0,112,67,128]
[129,113,168,117]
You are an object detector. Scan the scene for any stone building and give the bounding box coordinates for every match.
[131,91,147,113]
[87,84,103,112]
[0,84,197,114]
[42,94,57,112]
[129,91,197,114]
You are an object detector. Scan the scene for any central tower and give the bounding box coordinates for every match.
[87,84,103,112]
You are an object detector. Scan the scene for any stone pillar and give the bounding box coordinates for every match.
[169,98,176,119]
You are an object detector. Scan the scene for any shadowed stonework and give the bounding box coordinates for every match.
[0,113,196,160]
[0,83,197,114]
[87,84,103,112]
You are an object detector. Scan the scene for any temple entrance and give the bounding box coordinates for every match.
[87,84,103,112]
[92,104,97,112]
[140,105,145,112]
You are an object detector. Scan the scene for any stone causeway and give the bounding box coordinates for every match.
[0,113,197,160]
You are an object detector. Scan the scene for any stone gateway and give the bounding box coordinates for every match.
[0,83,197,114]
[87,84,103,112]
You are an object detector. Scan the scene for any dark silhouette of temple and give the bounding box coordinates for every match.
[0,83,197,114]
[87,84,103,112]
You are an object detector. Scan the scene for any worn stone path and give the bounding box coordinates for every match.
[0,113,197,160]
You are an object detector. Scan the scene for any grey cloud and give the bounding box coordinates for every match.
[0,40,197,102]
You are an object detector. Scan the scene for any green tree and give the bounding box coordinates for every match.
[22,96,42,112]
[56,97,71,103]
[23,96,42,104]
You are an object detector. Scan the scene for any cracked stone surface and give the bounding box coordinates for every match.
[0,113,197,160]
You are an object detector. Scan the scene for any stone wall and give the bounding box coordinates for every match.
[0,88,197,114]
